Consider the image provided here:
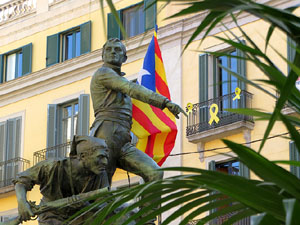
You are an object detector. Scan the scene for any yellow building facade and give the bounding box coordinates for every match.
[0,0,298,224]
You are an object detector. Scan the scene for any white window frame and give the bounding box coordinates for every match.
[205,152,237,170]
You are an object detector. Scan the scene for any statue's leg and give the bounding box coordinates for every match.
[93,121,131,185]
[118,143,163,182]
[118,143,164,224]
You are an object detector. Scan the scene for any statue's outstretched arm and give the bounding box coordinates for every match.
[99,69,187,118]
[15,183,34,222]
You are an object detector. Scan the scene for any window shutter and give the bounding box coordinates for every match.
[237,45,246,109]
[240,162,250,179]
[208,160,216,223]
[78,94,90,135]
[0,122,6,184]
[21,43,32,76]
[208,160,216,171]
[6,119,16,160]
[199,54,209,123]
[107,11,121,39]
[287,36,296,74]
[47,104,57,148]
[144,0,156,31]
[212,56,217,99]
[0,122,6,183]
[199,54,209,102]
[236,47,246,91]
[80,21,91,55]
[290,141,300,178]
[0,122,6,163]
[0,54,3,83]
[14,117,21,158]
[46,34,60,67]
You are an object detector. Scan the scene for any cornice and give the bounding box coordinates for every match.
[0,49,101,107]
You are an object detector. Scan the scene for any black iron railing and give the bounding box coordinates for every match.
[188,220,200,225]
[33,142,72,165]
[211,214,250,225]
[188,216,249,225]
[0,157,30,188]
[186,91,253,137]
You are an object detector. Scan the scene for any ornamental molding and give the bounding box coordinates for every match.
[0,0,36,25]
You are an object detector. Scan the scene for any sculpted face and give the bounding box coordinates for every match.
[87,148,108,175]
[77,141,109,175]
[103,41,126,66]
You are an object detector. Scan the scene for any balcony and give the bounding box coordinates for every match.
[186,91,254,143]
[0,0,36,24]
[281,102,299,116]
[33,142,71,165]
[0,157,30,191]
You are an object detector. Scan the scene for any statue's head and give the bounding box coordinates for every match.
[102,38,127,66]
[70,135,109,175]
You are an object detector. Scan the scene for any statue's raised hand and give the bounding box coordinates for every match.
[166,101,188,119]
[18,200,34,222]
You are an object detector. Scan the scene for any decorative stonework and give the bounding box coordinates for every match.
[197,142,205,162]
[0,0,36,24]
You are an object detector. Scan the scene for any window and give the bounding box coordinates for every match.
[0,43,32,84]
[216,50,239,111]
[47,94,90,158]
[6,51,22,81]
[123,4,145,38]
[198,49,248,123]
[209,159,250,225]
[46,21,91,67]
[209,159,249,177]
[107,0,156,40]
[215,160,240,175]
[60,101,79,145]
[0,117,22,187]
[63,29,81,61]
[199,48,246,103]
[290,141,300,178]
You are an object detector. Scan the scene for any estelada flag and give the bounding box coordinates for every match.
[131,27,177,166]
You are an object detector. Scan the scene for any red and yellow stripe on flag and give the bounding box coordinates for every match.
[131,27,177,166]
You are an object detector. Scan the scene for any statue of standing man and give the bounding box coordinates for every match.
[90,38,186,186]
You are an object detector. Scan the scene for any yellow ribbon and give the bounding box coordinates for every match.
[187,103,193,113]
[208,104,220,125]
[233,87,241,101]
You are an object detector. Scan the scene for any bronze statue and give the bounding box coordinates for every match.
[90,38,185,184]
[90,38,186,224]
[13,136,110,224]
